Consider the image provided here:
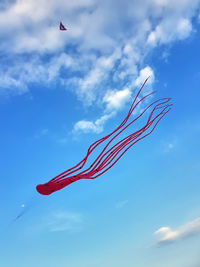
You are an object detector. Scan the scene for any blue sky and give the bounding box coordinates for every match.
[0,0,200,266]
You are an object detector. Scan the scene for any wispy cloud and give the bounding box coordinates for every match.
[77,48,122,104]
[147,18,192,46]
[47,210,83,233]
[0,0,199,99]
[1,0,200,132]
[135,66,154,88]
[103,87,131,111]
[154,217,200,246]
[73,112,115,134]
[74,66,153,134]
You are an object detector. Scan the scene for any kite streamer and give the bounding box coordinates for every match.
[36,78,172,195]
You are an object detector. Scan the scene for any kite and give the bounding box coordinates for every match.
[60,22,67,31]
[36,78,172,195]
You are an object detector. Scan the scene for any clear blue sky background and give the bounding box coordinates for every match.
[0,1,200,267]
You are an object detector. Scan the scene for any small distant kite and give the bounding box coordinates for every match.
[59,22,67,31]
[36,78,172,195]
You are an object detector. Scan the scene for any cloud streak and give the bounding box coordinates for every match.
[0,0,199,98]
[74,66,153,134]
[154,217,200,246]
[1,0,200,132]
[73,111,115,133]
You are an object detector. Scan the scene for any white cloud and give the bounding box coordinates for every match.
[177,18,192,39]
[0,0,200,110]
[0,52,75,95]
[147,18,192,46]
[74,112,115,133]
[0,74,28,95]
[74,65,155,134]
[135,66,155,87]
[154,217,200,245]
[78,48,122,104]
[74,120,100,133]
[103,88,131,110]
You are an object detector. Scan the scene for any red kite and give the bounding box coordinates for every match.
[36,78,172,195]
[60,22,67,31]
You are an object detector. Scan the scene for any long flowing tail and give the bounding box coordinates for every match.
[36,78,172,195]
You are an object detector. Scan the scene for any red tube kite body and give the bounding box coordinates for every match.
[36,78,172,195]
